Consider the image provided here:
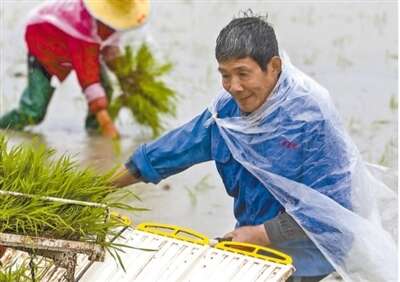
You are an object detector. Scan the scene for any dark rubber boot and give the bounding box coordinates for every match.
[0,55,54,129]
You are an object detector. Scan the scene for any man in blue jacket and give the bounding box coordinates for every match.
[112,13,352,282]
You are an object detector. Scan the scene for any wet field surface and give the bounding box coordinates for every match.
[0,2,397,280]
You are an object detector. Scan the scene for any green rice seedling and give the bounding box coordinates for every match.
[1,253,52,282]
[346,117,362,135]
[0,259,36,282]
[184,175,215,206]
[378,139,395,167]
[0,135,144,256]
[389,95,398,112]
[0,263,29,282]
[109,44,177,137]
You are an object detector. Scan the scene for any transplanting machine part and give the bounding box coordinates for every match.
[79,222,294,281]
[0,190,111,282]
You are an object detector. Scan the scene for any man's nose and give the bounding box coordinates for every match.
[229,77,243,93]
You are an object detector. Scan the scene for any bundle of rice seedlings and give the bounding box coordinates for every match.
[0,135,140,256]
[109,43,177,137]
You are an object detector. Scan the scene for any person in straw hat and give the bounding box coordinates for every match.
[0,0,149,139]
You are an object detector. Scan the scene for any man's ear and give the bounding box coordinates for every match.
[267,56,282,75]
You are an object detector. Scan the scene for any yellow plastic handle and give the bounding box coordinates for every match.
[110,211,132,226]
[137,222,209,245]
[214,241,292,265]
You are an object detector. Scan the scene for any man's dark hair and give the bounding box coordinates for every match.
[215,11,279,71]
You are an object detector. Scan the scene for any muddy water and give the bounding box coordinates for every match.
[0,0,397,265]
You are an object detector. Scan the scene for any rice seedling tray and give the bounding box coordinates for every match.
[0,232,105,281]
[1,222,294,281]
[0,231,105,261]
[76,222,295,281]
[0,190,112,281]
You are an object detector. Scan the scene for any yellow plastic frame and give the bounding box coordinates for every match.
[136,222,292,265]
[136,222,209,245]
[110,211,132,226]
[214,241,292,265]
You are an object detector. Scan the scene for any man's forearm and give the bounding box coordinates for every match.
[264,212,308,244]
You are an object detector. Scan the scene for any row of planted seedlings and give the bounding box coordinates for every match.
[0,134,141,279]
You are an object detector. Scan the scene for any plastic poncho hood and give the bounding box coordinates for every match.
[208,52,397,282]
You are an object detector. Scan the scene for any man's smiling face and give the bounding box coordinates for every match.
[218,56,281,113]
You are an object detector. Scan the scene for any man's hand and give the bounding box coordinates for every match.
[96,109,119,139]
[223,224,271,246]
[111,165,141,188]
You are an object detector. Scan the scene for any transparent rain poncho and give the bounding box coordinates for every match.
[26,0,120,47]
[208,53,397,282]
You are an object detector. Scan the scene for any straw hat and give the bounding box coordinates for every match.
[83,0,150,30]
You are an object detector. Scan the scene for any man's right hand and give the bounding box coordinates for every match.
[96,110,119,139]
[111,165,142,188]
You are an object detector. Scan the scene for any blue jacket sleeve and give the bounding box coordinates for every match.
[125,109,213,184]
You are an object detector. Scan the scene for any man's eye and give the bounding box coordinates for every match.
[222,75,230,80]
[239,72,248,77]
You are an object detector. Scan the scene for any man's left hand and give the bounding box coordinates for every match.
[223,224,271,246]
